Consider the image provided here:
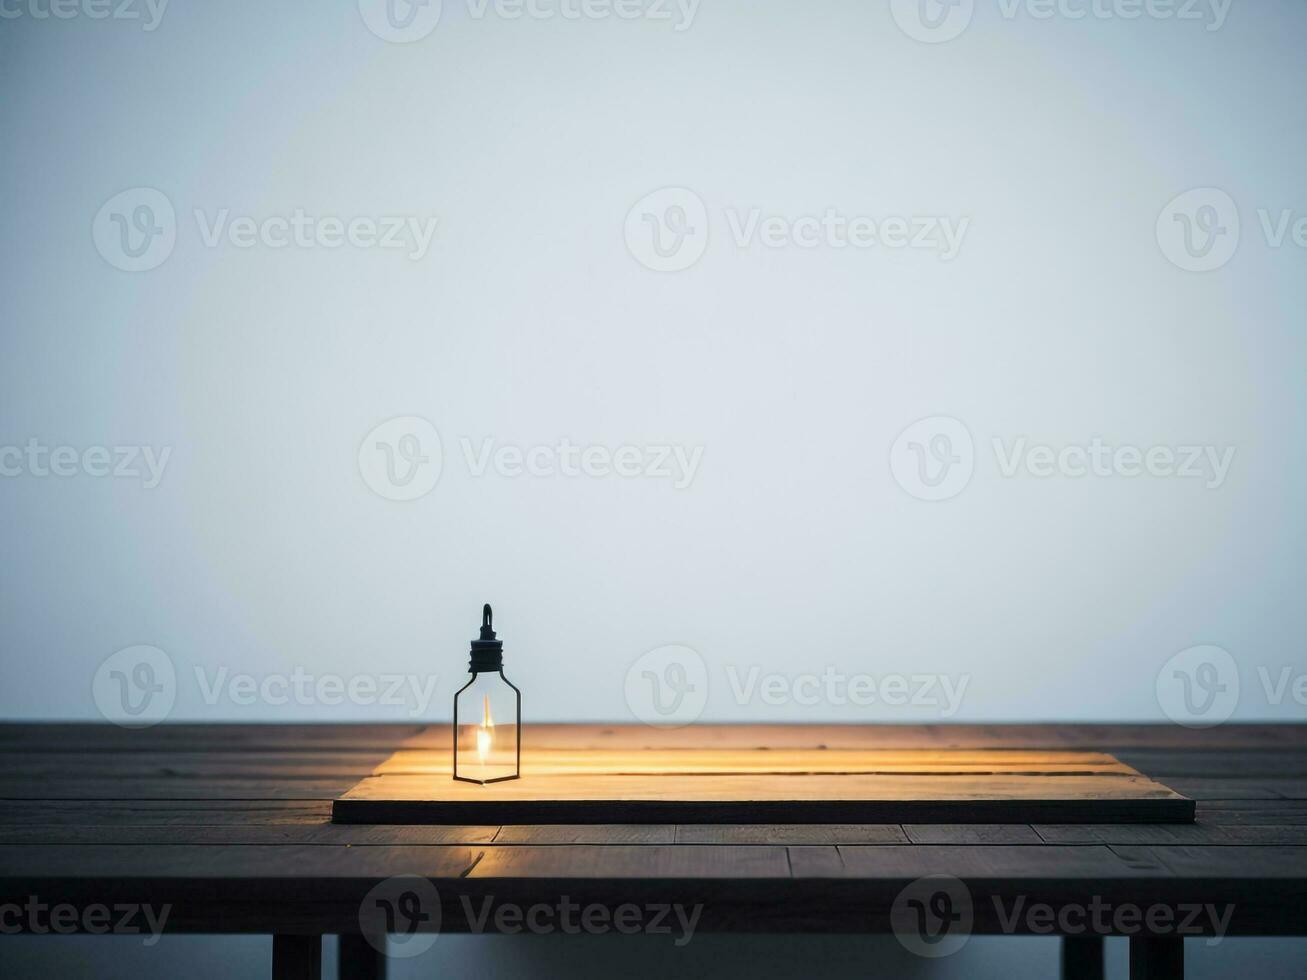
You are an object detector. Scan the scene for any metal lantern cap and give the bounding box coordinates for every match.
[468,603,503,672]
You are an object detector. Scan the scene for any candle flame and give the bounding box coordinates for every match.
[476,694,494,764]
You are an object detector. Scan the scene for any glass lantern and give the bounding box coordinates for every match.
[453,604,521,784]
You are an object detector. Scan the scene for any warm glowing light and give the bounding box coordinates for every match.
[475,694,494,764]
[453,604,520,783]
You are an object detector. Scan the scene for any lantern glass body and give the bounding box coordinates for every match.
[453,670,520,783]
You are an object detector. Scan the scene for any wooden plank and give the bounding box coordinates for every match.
[12,744,1303,782]
[0,800,334,826]
[676,825,907,844]
[0,724,431,752]
[374,747,1140,776]
[334,756,1192,825]
[1198,801,1307,824]
[3,723,1307,942]
[0,824,500,845]
[787,845,846,876]
[464,844,790,879]
[1117,749,1307,778]
[3,842,1306,935]
[337,795,1190,825]
[0,842,794,885]
[1109,844,1307,879]
[829,844,1150,880]
[0,843,487,890]
[1038,823,1307,845]
[0,777,356,800]
[0,751,390,779]
[1154,778,1287,801]
[492,825,675,844]
[903,824,1043,844]
[388,723,1307,752]
[3,722,1304,754]
[1036,824,1236,845]
[385,723,1307,751]
[1,819,915,846]
[342,770,1184,803]
[1182,825,1307,845]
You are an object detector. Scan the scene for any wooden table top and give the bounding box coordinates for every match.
[2,722,1306,937]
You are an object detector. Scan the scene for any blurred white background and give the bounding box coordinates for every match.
[3,2,1306,976]
[1,1,1304,725]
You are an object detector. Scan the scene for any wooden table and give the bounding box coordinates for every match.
[2,723,1305,980]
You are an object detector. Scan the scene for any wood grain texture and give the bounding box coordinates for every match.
[334,749,1193,825]
[1036,822,1307,845]
[492,824,676,844]
[0,823,501,846]
[903,823,1044,844]
[4,722,1304,751]
[676,824,908,844]
[372,747,1141,775]
[1198,800,1307,824]
[3,723,1307,938]
[0,777,359,800]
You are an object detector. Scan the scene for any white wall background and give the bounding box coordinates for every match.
[1,0,1304,730]
[4,3,1307,977]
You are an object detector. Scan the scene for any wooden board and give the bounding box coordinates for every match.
[8,723,1307,942]
[332,748,1193,824]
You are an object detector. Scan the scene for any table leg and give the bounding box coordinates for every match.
[273,934,323,980]
[1129,937,1184,979]
[339,934,387,980]
[1061,935,1104,980]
